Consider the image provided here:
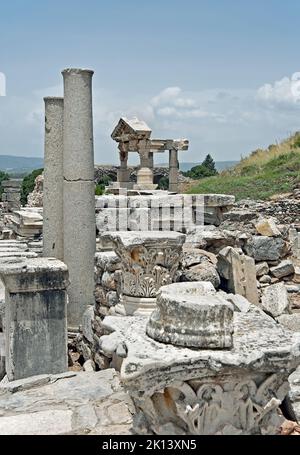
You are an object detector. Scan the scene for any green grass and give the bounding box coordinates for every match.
[187,151,300,200]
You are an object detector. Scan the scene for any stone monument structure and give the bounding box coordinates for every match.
[111,117,189,193]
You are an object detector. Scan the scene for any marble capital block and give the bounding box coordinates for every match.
[102,308,300,435]
[102,231,185,315]
[0,258,69,381]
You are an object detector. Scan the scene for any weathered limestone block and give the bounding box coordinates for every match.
[102,308,300,435]
[82,306,94,343]
[146,282,234,348]
[289,228,300,259]
[259,274,272,284]
[294,266,300,283]
[277,314,300,332]
[181,247,217,269]
[244,236,287,262]
[95,251,121,273]
[101,231,185,316]
[261,283,290,318]
[185,227,241,254]
[270,260,295,278]
[217,247,259,306]
[0,258,69,381]
[7,210,43,238]
[181,263,220,289]
[218,291,251,313]
[255,262,269,277]
[0,333,5,380]
[255,217,281,237]
[101,271,117,291]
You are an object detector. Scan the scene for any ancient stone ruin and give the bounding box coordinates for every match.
[110,117,189,193]
[0,67,299,435]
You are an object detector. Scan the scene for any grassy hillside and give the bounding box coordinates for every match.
[187,133,300,200]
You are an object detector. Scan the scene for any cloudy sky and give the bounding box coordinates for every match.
[1,0,300,165]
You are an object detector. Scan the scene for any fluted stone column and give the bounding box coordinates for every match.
[62,68,96,330]
[43,97,64,260]
[169,149,179,192]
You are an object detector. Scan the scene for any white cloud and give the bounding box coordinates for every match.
[2,73,300,163]
[257,72,300,106]
[149,86,219,121]
[151,87,182,107]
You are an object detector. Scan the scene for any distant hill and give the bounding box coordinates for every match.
[0,155,43,174]
[0,154,237,175]
[179,161,238,172]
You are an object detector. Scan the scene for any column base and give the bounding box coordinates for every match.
[121,295,157,316]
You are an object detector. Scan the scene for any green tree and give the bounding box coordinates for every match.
[20,168,43,205]
[183,154,218,179]
[157,176,169,190]
[202,154,217,174]
[0,170,9,198]
[95,175,112,195]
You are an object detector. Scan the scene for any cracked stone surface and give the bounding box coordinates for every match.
[0,369,133,435]
[102,306,300,395]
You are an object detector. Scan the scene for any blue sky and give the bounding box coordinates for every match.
[1,0,300,164]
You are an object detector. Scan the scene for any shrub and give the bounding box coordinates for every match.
[0,170,9,197]
[157,176,169,190]
[183,154,218,179]
[21,168,43,205]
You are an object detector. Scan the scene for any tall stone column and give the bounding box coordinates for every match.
[117,145,132,189]
[169,148,179,192]
[43,97,64,260]
[62,68,96,331]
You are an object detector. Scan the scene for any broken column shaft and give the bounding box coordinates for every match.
[0,258,69,380]
[62,68,96,330]
[43,97,64,260]
[169,148,179,192]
